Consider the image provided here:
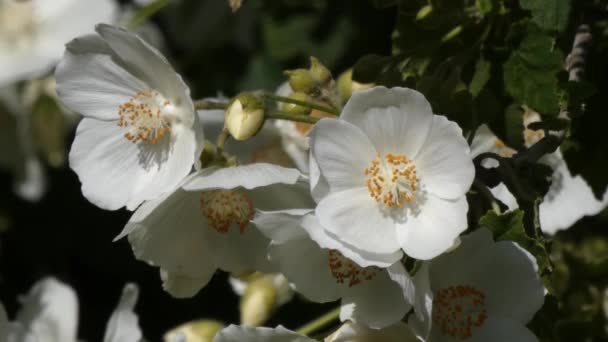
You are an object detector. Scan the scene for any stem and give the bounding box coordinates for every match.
[194,100,229,110]
[473,178,501,214]
[128,0,170,28]
[216,129,230,151]
[263,93,338,115]
[295,307,340,336]
[265,110,320,124]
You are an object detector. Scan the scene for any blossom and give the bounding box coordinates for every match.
[470,122,608,234]
[0,0,117,86]
[56,24,203,210]
[0,277,142,342]
[117,163,313,298]
[309,86,474,260]
[408,228,544,342]
[324,321,418,342]
[213,325,315,342]
[254,211,413,328]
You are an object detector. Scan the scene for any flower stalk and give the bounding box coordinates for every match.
[263,93,338,116]
[294,306,340,336]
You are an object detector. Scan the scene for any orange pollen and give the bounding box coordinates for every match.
[432,285,488,340]
[328,250,378,287]
[200,190,254,234]
[364,153,419,208]
[117,89,172,144]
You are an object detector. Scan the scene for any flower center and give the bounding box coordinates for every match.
[432,285,488,340]
[328,250,378,287]
[117,90,172,144]
[0,1,36,51]
[364,154,419,209]
[200,190,254,234]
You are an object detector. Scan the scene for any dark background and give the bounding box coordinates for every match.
[0,0,396,340]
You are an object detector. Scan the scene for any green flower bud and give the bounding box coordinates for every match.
[281,92,312,115]
[416,4,433,21]
[239,277,277,327]
[164,319,225,342]
[337,69,374,102]
[224,93,264,141]
[309,56,332,84]
[285,69,316,94]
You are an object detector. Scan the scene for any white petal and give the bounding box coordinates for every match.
[183,164,304,191]
[340,86,434,157]
[126,188,218,282]
[309,153,329,202]
[469,317,538,342]
[160,270,215,299]
[340,267,410,329]
[56,34,147,121]
[326,321,418,342]
[95,24,191,104]
[268,239,341,303]
[213,325,314,342]
[300,214,402,268]
[212,224,274,275]
[317,187,400,254]
[309,118,376,192]
[253,209,313,243]
[103,283,143,342]
[470,124,498,157]
[16,277,78,342]
[490,183,518,211]
[397,194,468,260]
[415,114,474,200]
[13,155,46,202]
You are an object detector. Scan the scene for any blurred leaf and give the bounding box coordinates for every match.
[128,0,170,29]
[475,0,494,15]
[504,103,524,148]
[369,0,398,9]
[262,15,318,61]
[352,54,394,83]
[238,54,283,91]
[520,0,571,32]
[503,32,564,115]
[469,58,491,98]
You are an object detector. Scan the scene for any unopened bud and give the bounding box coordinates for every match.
[284,69,316,94]
[337,69,374,102]
[164,319,225,342]
[416,4,433,20]
[281,92,312,115]
[239,277,277,327]
[224,94,264,141]
[309,56,332,84]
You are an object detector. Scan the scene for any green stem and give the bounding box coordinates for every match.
[128,0,170,28]
[473,178,501,214]
[216,129,230,151]
[194,100,229,110]
[263,93,338,115]
[295,307,340,336]
[265,110,320,124]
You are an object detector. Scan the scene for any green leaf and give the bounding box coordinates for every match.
[480,209,525,239]
[469,58,491,98]
[503,32,564,115]
[352,54,394,83]
[262,15,318,61]
[520,0,571,32]
[476,0,494,16]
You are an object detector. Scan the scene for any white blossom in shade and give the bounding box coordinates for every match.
[254,211,413,329]
[102,283,143,342]
[117,163,314,298]
[56,24,203,211]
[324,321,418,342]
[0,0,117,87]
[470,123,608,234]
[213,325,315,342]
[309,86,474,260]
[408,228,544,342]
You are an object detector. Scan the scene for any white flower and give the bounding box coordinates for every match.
[0,277,142,342]
[309,86,474,260]
[117,163,313,298]
[56,24,203,211]
[213,325,315,342]
[324,321,418,342]
[255,211,413,328]
[409,228,544,342]
[470,123,608,234]
[0,0,117,86]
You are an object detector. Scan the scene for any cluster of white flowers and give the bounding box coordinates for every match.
[46,25,565,342]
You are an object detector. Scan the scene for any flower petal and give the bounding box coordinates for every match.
[309,118,377,192]
[317,187,400,254]
[340,86,434,157]
[160,270,215,299]
[214,325,314,342]
[253,209,313,243]
[415,114,474,200]
[56,34,147,121]
[340,267,410,329]
[183,164,304,192]
[300,214,402,268]
[212,224,274,275]
[268,239,341,303]
[397,194,468,260]
[102,283,143,342]
[469,317,539,342]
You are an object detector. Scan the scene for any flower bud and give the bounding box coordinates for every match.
[416,4,433,20]
[224,93,264,141]
[309,56,332,84]
[164,319,225,342]
[337,69,374,102]
[239,277,277,327]
[284,69,316,94]
[281,92,312,115]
